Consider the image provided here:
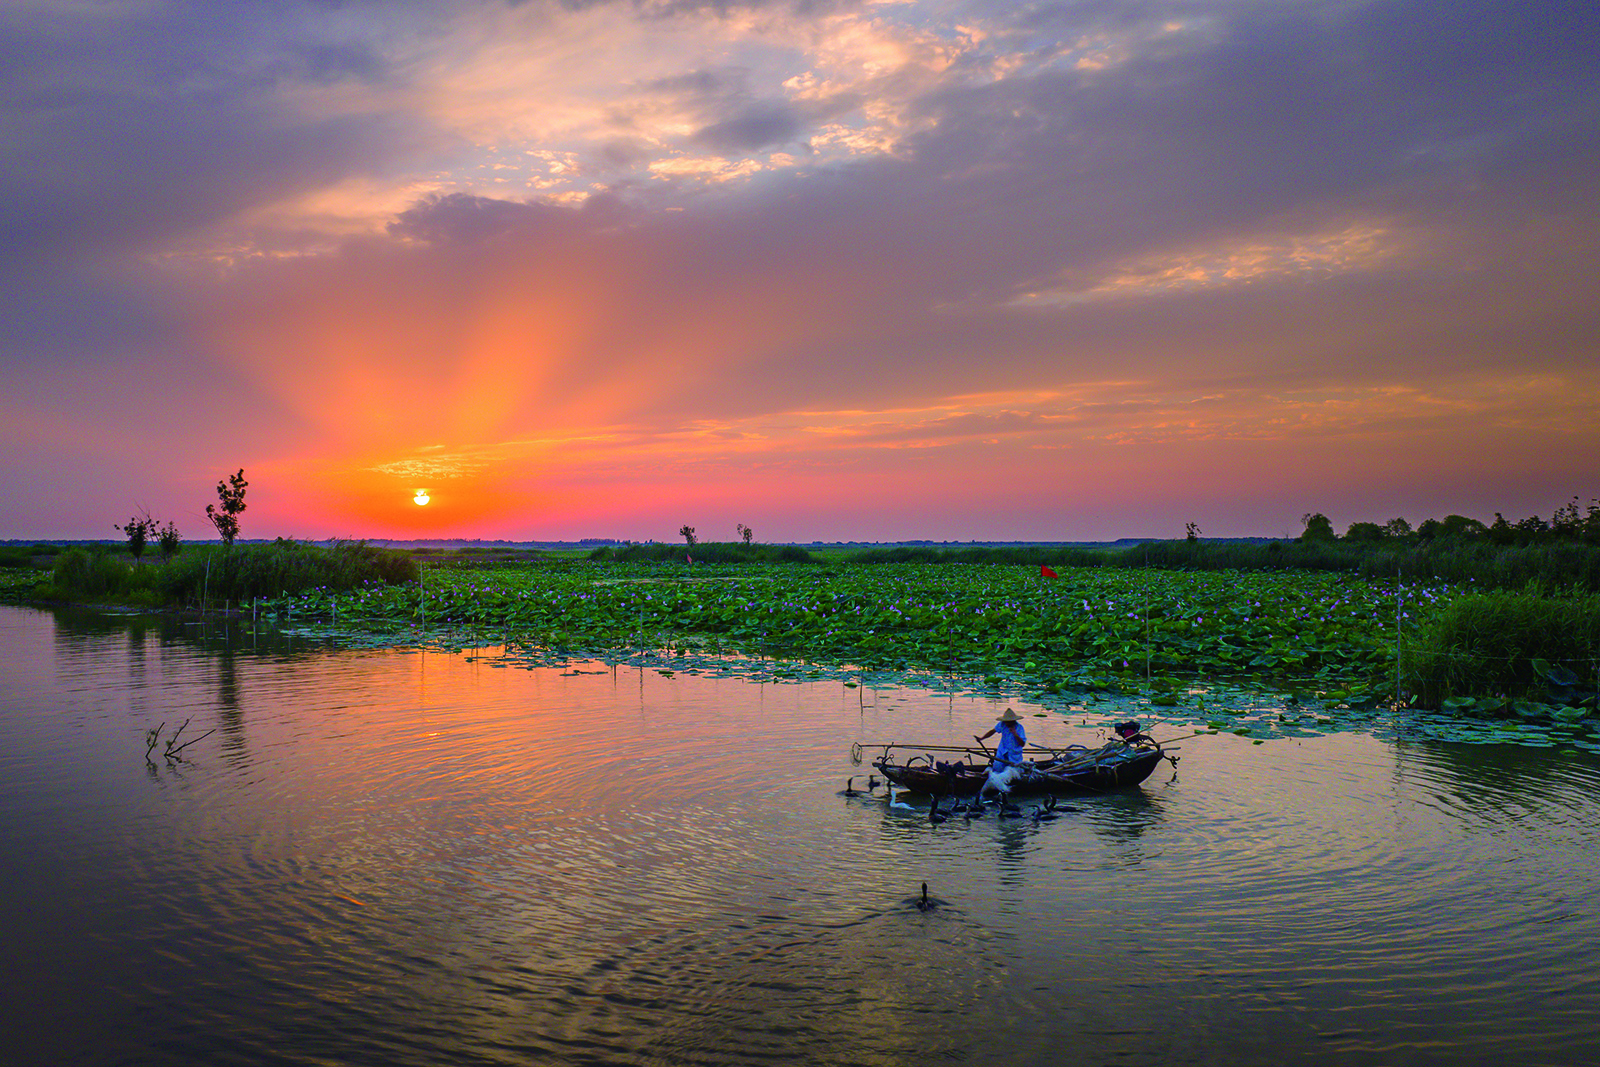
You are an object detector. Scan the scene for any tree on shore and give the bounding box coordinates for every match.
[1299,513,1335,543]
[1344,521,1385,543]
[207,469,248,546]
[157,521,182,562]
[679,524,697,548]
[1417,514,1487,542]
[737,523,754,544]
[115,513,158,562]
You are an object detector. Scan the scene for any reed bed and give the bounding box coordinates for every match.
[43,540,418,607]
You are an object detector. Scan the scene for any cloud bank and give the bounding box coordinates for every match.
[2,0,1596,539]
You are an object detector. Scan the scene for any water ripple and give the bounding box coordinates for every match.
[4,605,1600,1067]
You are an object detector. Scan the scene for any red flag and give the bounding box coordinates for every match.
[1040,565,1058,578]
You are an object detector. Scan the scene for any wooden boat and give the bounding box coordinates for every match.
[865,735,1170,797]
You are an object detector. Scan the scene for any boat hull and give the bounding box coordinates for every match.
[874,747,1165,797]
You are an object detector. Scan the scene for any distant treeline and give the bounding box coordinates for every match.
[1298,501,1599,546]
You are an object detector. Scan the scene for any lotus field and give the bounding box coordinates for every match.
[269,562,1434,701]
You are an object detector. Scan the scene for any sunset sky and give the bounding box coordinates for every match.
[3,0,1596,543]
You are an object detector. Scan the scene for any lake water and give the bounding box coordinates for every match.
[3,603,1598,1066]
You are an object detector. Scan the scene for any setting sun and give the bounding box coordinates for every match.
[413,489,430,506]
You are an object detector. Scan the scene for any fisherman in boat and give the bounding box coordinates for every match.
[976,708,1029,798]
[978,708,1027,764]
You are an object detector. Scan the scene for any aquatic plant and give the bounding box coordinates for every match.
[1360,540,1600,591]
[267,561,1414,693]
[240,560,1599,749]
[589,542,811,563]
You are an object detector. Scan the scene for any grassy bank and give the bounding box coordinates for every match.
[1120,538,1600,588]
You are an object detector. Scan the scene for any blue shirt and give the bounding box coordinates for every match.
[995,721,1027,764]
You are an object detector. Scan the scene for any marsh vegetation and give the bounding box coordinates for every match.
[31,539,418,609]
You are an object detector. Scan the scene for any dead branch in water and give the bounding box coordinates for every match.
[145,718,215,764]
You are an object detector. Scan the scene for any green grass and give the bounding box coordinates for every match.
[845,545,1089,564]
[406,546,549,567]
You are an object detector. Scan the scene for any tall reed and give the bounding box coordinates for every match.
[1399,591,1600,707]
[47,540,418,606]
